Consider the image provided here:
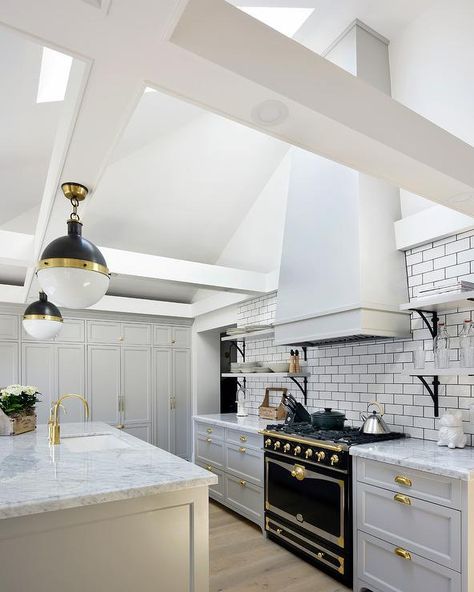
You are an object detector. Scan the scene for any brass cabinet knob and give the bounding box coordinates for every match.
[207,427,213,434]
[240,435,248,442]
[294,445,301,455]
[240,480,246,487]
[305,449,313,459]
[274,441,281,450]
[206,437,212,443]
[394,547,412,561]
[239,447,246,453]
[394,493,412,506]
[330,454,339,466]
[206,465,212,471]
[283,443,291,453]
[394,475,412,488]
[316,451,325,462]
[265,438,272,447]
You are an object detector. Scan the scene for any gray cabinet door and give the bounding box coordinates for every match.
[172,327,190,348]
[55,344,86,423]
[0,341,19,388]
[172,348,190,459]
[122,346,152,438]
[154,347,172,451]
[122,323,151,345]
[154,326,172,347]
[87,345,121,425]
[0,315,19,340]
[87,321,122,344]
[22,343,54,425]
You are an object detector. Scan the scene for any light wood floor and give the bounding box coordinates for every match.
[209,501,351,592]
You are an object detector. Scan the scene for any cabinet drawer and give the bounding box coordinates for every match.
[358,531,461,592]
[196,462,225,501]
[225,474,263,524]
[195,422,225,440]
[195,435,224,468]
[357,483,461,570]
[357,458,461,509]
[226,428,261,449]
[87,321,122,343]
[225,442,263,486]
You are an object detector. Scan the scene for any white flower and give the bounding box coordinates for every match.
[24,386,38,396]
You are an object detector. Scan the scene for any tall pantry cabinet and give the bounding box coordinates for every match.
[0,312,191,459]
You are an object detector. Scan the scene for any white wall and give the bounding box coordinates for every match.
[389,0,474,219]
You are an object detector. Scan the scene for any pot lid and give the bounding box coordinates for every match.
[312,407,345,418]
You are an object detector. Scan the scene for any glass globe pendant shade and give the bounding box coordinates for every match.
[36,183,110,309]
[22,292,63,340]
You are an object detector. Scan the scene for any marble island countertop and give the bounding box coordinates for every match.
[350,436,474,480]
[193,413,284,434]
[0,422,217,520]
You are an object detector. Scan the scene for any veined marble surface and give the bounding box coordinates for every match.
[193,413,283,434]
[350,437,474,480]
[0,422,217,520]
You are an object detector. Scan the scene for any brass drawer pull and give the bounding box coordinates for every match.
[240,435,248,442]
[239,447,246,453]
[394,475,412,487]
[394,493,412,506]
[206,465,212,471]
[240,480,246,487]
[394,547,412,561]
[206,437,212,443]
[207,427,213,434]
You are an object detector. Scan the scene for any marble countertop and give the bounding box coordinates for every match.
[0,422,217,520]
[350,437,474,480]
[193,413,283,434]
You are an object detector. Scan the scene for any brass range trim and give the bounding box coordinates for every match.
[265,516,345,575]
[260,430,345,452]
[37,258,110,277]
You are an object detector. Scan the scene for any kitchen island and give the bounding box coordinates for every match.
[0,422,217,592]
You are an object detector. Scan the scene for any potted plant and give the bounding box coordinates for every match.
[0,385,41,436]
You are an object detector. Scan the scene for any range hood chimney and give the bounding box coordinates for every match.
[274,21,410,346]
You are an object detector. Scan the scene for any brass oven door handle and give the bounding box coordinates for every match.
[394,493,412,505]
[290,465,305,481]
[394,547,412,561]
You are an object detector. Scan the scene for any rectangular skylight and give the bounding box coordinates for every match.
[238,7,314,38]
[37,47,73,103]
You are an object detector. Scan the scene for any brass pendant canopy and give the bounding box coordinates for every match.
[61,182,88,202]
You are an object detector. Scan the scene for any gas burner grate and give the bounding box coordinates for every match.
[265,422,405,446]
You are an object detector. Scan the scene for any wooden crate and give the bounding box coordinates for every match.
[259,387,287,420]
[0,410,36,436]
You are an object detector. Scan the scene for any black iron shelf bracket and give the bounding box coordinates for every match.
[409,308,440,417]
[416,375,440,417]
[236,377,247,390]
[229,340,246,361]
[289,376,308,405]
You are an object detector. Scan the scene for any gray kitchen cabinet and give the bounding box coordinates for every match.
[22,342,85,425]
[354,457,464,592]
[87,320,122,344]
[0,341,19,388]
[193,418,264,529]
[154,347,191,458]
[88,344,152,441]
[0,314,19,340]
[121,323,151,345]
[153,325,190,348]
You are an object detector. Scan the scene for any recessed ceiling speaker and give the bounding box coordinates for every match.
[251,100,289,126]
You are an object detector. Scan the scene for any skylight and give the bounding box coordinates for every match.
[37,47,73,103]
[237,7,315,38]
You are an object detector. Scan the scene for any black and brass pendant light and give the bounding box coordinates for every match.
[36,182,110,309]
[22,292,63,340]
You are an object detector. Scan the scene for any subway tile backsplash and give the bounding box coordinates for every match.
[238,229,474,444]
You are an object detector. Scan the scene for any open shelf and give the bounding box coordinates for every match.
[400,290,474,313]
[221,328,274,342]
[221,372,310,378]
[404,367,474,377]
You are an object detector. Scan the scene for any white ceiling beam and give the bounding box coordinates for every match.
[168,0,474,213]
[88,294,193,318]
[100,247,269,294]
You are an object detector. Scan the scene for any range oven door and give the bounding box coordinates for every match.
[265,454,347,548]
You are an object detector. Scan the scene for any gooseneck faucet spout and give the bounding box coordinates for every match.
[48,394,90,445]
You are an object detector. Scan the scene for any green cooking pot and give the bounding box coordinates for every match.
[311,408,346,430]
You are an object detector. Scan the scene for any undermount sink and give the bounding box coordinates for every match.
[61,433,131,452]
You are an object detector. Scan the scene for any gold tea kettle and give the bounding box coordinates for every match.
[360,401,391,435]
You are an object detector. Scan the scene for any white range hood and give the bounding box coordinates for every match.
[274,22,411,346]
